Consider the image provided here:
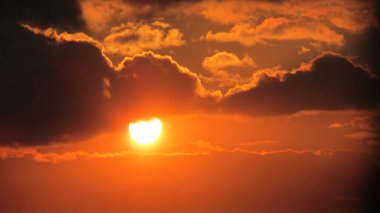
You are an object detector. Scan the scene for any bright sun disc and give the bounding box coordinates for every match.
[128,118,163,145]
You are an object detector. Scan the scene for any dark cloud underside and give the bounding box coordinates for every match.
[0,0,85,32]
[0,23,111,145]
[222,53,380,115]
[110,53,202,122]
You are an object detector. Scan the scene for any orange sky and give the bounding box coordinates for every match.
[0,0,380,212]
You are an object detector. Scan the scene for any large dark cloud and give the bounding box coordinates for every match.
[109,52,207,124]
[0,23,112,146]
[222,53,380,115]
[343,27,380,77]
[0,26,207,146]
[0,0,84,32]
[0,0,115,146]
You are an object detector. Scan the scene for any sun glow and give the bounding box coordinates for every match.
[128,118,163,145]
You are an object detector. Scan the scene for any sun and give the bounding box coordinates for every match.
[128,118,163,145]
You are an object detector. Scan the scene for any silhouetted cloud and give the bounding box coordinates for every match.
[0,23,112,146]
[222,53,380,115]
[0,0,85,31]
[343,27,380,77]
[0,24,213,146]
[110,52,218,122]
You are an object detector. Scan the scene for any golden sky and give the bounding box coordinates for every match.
[1,0,380,212]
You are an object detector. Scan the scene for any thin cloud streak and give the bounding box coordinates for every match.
[0,142,368,164]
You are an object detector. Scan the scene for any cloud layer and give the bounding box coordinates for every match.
[1,0,379,146]
[0,22,211,145]
[203,18,344,46]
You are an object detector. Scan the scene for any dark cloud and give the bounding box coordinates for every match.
[222,53,380,115]
[0,0,84,32]
[0,25,207,146]
[110,52,208,123]
[0,23,112,146]
[343,27,380,77]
